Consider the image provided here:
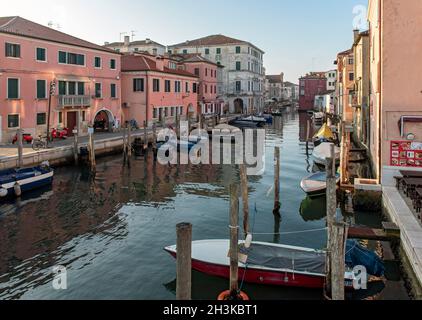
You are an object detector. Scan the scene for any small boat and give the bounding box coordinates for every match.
[0,162,54,199]
[300,172,340,197]
[156,139,197,152]
[242,116,267,124]
[312,142,340,166]
[313,123,336,147]
[229,118,265,129]
[271,111,282,117]
[165,240,356,289]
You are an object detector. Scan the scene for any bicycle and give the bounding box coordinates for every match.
[32,135,49,151]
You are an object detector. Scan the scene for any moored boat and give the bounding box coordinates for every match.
[313,123,336,147]
[0,162,54,199]
[300,171,340,197]
[165,239,356,289]
[312,142,340,166]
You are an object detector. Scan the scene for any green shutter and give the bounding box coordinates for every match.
[7,78,19,99]
[77,54,85,66]
[36,48,46,61]
[111,84,116,98]
[58,51,67,63]
[37,113,46,125]
[78,82,85,95]
[58,81,66,95]
[37,80,46,99]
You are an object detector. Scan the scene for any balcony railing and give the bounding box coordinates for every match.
[58,95,91,108]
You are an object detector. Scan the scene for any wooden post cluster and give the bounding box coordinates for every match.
[88,128,96,172]
[306,119,311,156]
[176,222,192,300]
[73,127,79,166]
[17,129,23,168]
[144,121,148,151]
[229,184,240,294]
[273,146,281,216]
[240,164,249,235]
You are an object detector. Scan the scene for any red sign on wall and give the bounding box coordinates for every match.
[391,141,422,167]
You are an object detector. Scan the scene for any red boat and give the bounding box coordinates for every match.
[165,240,355,289]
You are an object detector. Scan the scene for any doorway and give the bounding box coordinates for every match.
[234,98,244,114]
[67,111,77,136]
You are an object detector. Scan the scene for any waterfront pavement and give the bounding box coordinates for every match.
[383,186,422,297]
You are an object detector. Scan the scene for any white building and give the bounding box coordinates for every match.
[283,82,300,101]
[325,70,337,91]
[168,35,265,114]
[105,36,166,56]
[265,74,284,102]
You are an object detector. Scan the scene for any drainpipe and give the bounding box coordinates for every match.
[378,0,382,184]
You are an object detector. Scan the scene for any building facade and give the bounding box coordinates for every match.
[105,36,166,56]
[121,54,198,127]
[368,0,422,184]
[298,74,327,111]
[335,49,355,122]
[168,35,265,114]
[265,74,284,102]
[284,82,299,101]
[325,70,337,91]
[0,16,122,144]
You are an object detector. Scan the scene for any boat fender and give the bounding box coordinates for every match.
[217,290,249,301]
[14,182,22,197]
[0,188,7,198]
[245,234,253,249]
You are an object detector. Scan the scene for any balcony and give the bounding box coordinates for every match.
[58,95,91,108]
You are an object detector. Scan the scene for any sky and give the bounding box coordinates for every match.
[2,0,368,83]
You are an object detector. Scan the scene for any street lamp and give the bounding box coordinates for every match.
[46,78,56,147]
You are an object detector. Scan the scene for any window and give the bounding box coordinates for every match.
[348,57,354,65]
[5,43,20,58]
[110,59,116,69]
[59,81,66,95]
[153,108,158,119]
[185,82,189,93]
[37,80,47,99]
[58,51,85,66]
[205,68,208,77]
[183,49,188,54]
[171,107,175,116]
[205,84,208,94]
[236,46,241,54]
[37,113,46,125]
[153,79,160,92]
[165,80,171,93]
[152,48,157,55]
[349,73,354,81]
[175,81,181,93]
[194,68,200,76]
[82,111,86,121]
[134,48,139,52]
[78,82,85,95]
[216,48,221,54]
[235,81,241,92]
[111,83,117,98]
[205,48,210,55]
[36,48,46,61]
[68,82,76,95]
[8,114,19,128]
[193,83,197,93]
[94,57,102,68]
[95,83,102,98]
[236,61,241,71]
[133,78,145,92]
[7,78,19,99]
[58,112,63,124]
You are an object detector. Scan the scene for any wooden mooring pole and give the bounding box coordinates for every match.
[240,164,249,235]
[176,222,192,300]
[326,143,345,300]
[17,129,23,168]
[88,128,96,172]
[273,146,281,216]
[306,120,311,156]
[229,184,240,295]
[73,127,79,166]
[127,125,132,158]
[143,121,148,151]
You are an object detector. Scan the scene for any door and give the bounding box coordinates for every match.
[67,111,77,136]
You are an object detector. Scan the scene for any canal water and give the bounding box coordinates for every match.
[0,111,409,300]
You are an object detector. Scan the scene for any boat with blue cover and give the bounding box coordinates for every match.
[0,162,54,199]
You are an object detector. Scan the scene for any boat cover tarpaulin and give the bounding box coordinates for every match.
[313,124,335,140]
[345,240,385,277]
[240,243,326,274]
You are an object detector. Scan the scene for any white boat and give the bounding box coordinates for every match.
[242,116,267,124]
[312,142,340,166]
[300,172,340,197]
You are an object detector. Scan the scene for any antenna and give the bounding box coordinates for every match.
[131,30,137,41]
[120,32,127,41]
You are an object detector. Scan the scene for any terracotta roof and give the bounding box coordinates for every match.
[121,54,198,78]
[169,34,264,53]
[170,53,221,67]
[106,39,165,48]
[337,49,353,57]
[0,16,117,54]
[283,81,298,87]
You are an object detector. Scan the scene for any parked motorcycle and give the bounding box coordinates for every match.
[51,127,69,140]
[12,133,34,144]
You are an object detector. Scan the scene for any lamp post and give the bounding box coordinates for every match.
[46,78,56,147]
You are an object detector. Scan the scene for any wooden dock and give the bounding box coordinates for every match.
[348,222,400,241]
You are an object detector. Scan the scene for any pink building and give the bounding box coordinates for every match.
[298,73,327,111]
[171,54,224,116]
[368,0,422,184]
[0,16,122,143]
[121,53,199,126]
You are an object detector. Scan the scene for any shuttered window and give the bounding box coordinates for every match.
[7,78,19,99]
[37,80,47,99]
[5,43,20,58]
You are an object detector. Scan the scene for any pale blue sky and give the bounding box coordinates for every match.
[3,0,368,82]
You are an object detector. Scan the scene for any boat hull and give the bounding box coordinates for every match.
[0,169,54,199]
[166,251,326,289]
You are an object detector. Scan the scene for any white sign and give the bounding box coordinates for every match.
[88,128,94,134]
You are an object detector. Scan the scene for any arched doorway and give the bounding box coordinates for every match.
[94,110,113,132]
[234,98,244,114]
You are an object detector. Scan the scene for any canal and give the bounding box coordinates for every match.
[0,111,409,300]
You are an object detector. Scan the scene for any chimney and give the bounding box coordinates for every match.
[146,38,151,44]
[104,41,110,46]
[353,29,360,43]
[155,56,164,71]
[124,35,130,46]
